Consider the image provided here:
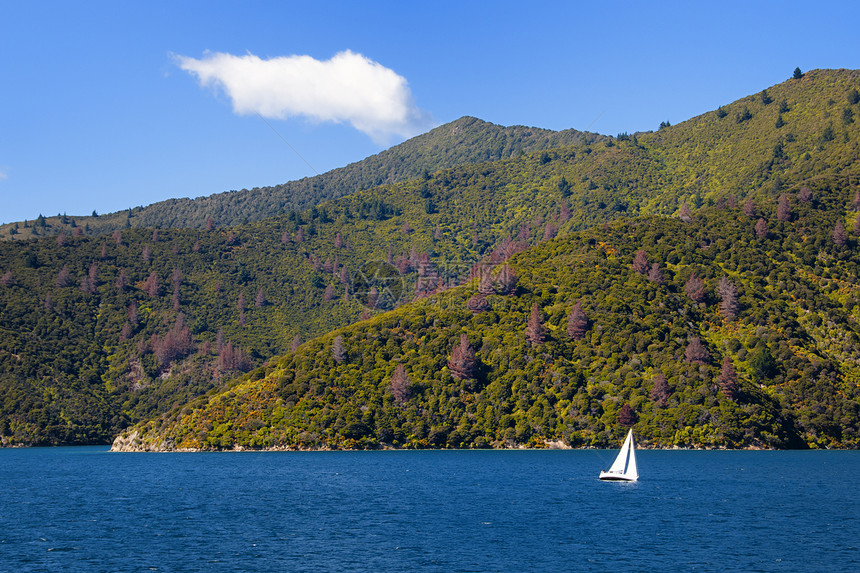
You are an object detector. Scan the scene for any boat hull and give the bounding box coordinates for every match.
[598,471,637,481]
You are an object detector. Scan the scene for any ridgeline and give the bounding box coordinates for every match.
[2,69,859,448]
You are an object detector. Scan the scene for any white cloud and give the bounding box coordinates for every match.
[175,50,433,144]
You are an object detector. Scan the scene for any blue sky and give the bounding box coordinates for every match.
[1,0,859,224]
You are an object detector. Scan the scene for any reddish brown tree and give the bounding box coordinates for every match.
[112,229,123,245]
[798,186,813,203]
[128,301,138,325]
[206,216,215,231]
[853,189,860,211]
[389,364,411,406]
[477,268,495,295]
[142,244,151,262]
[526,303,546,346]
[119,322,133,342]
[218,342,251,372]
[647,262,664,284]
[567,300,589,340]
[448,333,477,381]
[679,203,692,222]
[56,232,67,247]
[0,270,13,287]
[718,276,739,319]
[116,268,128,292]
[56,265,73,287]
[143,271,160,297]
[685,337,711,364]
[495,264,517,295]
[543,222,557,241]
[755,218,769,239]
[237,293,246,325]
[290,335,302,352]
[650,373,670,408]
[632,249,649,274]
[743,196,756,218]
[833,220,848,247]
[323,284,336,301]
[685,274,706,303]
[295,227,305,243]
[617,404,638,427]
[255,288,267,307]
[332,335,346,363]
[718,356,739,400]
[466,294,491,314]
[854,214,860,235]
[334,232,344,248]
[100,243,108,259]
[152,313,194,367]
[777,193,792,222]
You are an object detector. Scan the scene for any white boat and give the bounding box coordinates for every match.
[598,429,638,481]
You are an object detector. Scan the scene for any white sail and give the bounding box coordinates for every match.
[626,431,638,479]
[599,429,638,481]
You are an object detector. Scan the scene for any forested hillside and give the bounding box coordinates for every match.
[0,117,606,240]
[2,69,860,447]
[115,182,860,451]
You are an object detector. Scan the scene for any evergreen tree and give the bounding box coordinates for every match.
[792,67,803,80]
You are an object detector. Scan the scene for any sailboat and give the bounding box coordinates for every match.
[598,428,638,481]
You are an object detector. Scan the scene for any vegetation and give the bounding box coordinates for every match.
[2,69,860,448]
[117,184,860,451]
[0,117,606,240]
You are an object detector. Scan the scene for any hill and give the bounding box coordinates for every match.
[0,117,606,240]
[113,184,860,451]
[2,69,860,447]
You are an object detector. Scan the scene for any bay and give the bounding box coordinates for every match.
[1,447,857,572]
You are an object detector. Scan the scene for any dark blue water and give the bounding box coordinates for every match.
[1,448,857,572]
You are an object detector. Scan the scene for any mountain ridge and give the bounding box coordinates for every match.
[2,68,860,447]
[0,117,606,240]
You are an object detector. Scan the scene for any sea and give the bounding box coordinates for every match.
[0,447,857,572]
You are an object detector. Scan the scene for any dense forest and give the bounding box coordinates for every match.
[116,181,860,451]
[0,117,606,240]
[2,69,860,448]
